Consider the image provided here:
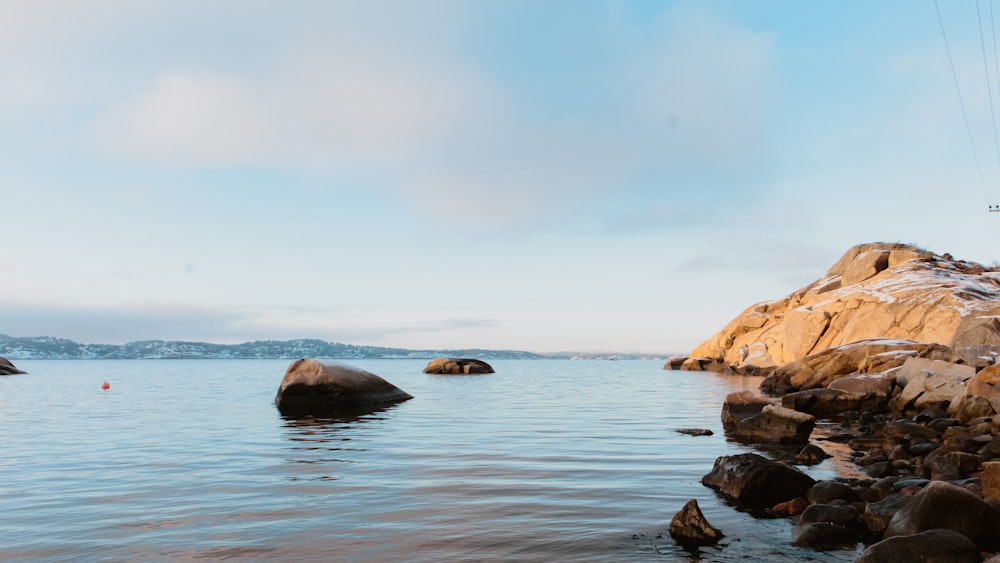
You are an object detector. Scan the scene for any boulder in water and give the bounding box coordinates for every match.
[0,356,25,375]
[701,453,815,509]
[668,499,723,546]
[423,358,494,375]
[275,359,413,417]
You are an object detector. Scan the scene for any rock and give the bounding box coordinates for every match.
[668,499,723,546]
[766,339,960,392]
[674,428,713,437]
[772,497,808,517]
[701,453,816,509]
[983,461,1000,501]
[827,371,895,396]
[688,242,999,374]
[423,358,494,375]
[679,357,713,371]
[922,448,983,479]
[967,363,1000,414]
[806,481,860,505]
[798,503,862,530]
[275,359,413,416]
[889,357,974,414]
[735,405,815,444]
[790,522,857,550]
[855,528,981,563]
[664,355,687,370]
[885,480,1000,550]
[0,356,25,375]
[797,443,831,463]
[781,388,884,417]
[952,394,996,424]
[862,493,912,535]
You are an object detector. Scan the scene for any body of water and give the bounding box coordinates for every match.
[0,360,863,561]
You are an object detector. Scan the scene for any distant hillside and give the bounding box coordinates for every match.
[0,334,546,360]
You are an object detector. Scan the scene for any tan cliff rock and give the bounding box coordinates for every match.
[688,242,1000,373]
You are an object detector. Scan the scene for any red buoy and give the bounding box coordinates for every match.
[102,381,111,390]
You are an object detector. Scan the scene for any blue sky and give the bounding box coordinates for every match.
[3,0,1000,353]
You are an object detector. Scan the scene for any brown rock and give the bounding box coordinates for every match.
[423,358,495,375]
[855,529,980,563]
[668,499,723,546]
[275,359,413,416]
[885,480,1000,550]
[701,453,816,509]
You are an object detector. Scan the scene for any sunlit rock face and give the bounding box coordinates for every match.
[275,359,413,417]
[688,242,1000,373]
[423,358,495,375]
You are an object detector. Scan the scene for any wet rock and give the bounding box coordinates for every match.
[862,493,912,535]
[855,528,981,563]
[885,480,1000,551]
[701,453,816,510]
[908,442,940,457]
[668,499,723,546]
[721,392,815,444]
[0,356,25,375]
[798,503,863,531]
[423,358,495,375]
[275,359,413,417]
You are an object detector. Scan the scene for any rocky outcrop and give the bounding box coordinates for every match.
[668,499,723,546]
[701,453,816,509]
[0,356,25,375]
[761,339,960,393]
[423,358,495,375]
[275,359,413,416]
[687,243,1000,373]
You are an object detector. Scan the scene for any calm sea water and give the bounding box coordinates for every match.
[0,360,864,562]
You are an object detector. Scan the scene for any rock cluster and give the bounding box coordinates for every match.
[674,243,1000,558]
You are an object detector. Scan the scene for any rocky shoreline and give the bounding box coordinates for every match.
[670,243,1000,561]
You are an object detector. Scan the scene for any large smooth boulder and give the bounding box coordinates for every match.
[275,359,413,416]
[855,529,981,563]
[668,499,723,546]
[885,480,1000,550]
[688,242,998,373]
[701,453,816,509]
[423,358,495,375]
[0,356,25,375]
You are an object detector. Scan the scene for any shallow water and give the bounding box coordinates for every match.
[0,359,863,561]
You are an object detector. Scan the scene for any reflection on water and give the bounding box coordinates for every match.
[0,360,865,562]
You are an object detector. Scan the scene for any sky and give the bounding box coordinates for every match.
[4,0,1000,354]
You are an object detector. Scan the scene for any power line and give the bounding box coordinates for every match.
[935,0,993,207]
[977,0,1000,173]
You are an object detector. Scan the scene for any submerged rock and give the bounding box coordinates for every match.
[701,453,816,509]
[423,358,495,375]
[0,356,25,375]
[275,359,413,417]
[668,499,723,546]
